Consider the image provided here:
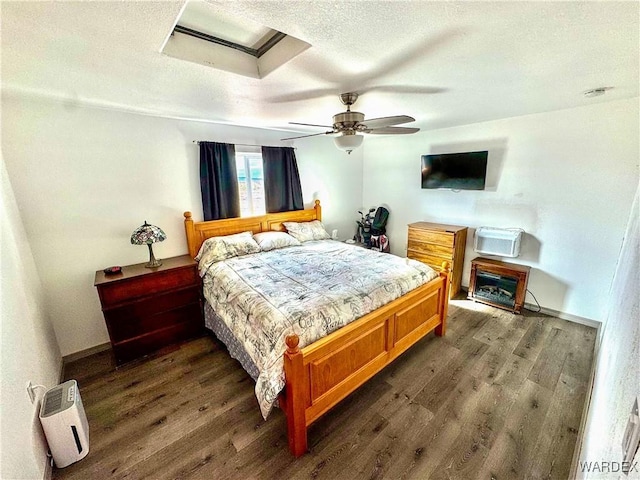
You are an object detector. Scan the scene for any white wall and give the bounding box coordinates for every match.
[578,185,639,479]
[1,93,363,356]
[1,159,62,479]
[362,98,639,322]
[1,91,636,480]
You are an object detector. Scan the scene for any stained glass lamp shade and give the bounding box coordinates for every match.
[130,221,167,268]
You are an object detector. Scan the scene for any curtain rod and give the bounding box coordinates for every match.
[192,140,295,149]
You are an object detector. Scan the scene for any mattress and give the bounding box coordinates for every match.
[199,240,438,418]
[204,302,259,381]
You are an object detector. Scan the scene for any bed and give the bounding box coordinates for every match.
[183,200,451,456]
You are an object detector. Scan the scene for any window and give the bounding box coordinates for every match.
[235,151,265,217]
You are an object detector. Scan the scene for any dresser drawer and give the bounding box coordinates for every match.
[112,318,203,365]
[408,228,454,247]
[98,267,199,307]
[407,251,456,271]
[407,240,454,258]
[103,286,200,316]
[106,296,202,343]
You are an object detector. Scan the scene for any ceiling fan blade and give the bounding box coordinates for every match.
[361,115,415,129]
[365,127,420,135]
[267,88,339,103]
[281,131,334,141]
[289,121,334,128]
[364,85,447,95]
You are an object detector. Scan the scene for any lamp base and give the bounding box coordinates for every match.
[145,243,162,268]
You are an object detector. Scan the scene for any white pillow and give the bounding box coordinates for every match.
[195,231,260,266]
[253,231,301,251]
[283,220,331,242]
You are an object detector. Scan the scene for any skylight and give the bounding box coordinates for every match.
[162,0,310,79]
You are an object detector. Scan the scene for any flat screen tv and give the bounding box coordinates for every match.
[421,150,488,190]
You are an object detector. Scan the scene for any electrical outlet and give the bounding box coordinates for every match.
[622,397,640,475]
[26,381,36,403]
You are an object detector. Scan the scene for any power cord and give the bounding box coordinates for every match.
[525,289,542,313]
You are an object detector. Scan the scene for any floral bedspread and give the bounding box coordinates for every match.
[200,240,438,419]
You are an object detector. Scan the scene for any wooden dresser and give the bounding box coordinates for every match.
[407,222,468,298]
[94,254,204,366]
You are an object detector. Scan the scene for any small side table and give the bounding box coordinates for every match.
[94,254,204,366]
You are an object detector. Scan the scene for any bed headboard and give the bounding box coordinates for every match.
[183,200,322,258]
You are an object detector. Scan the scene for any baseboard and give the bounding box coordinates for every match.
[459,287,602,330]
[523,303,602,330]
[62,342,111,366]
[568,321,603,479]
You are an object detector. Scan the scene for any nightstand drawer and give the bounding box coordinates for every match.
[106,297,201,343]
[98,267,199,307]
[112,318,203,365]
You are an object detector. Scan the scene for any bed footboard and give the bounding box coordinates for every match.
[282,261,451,456]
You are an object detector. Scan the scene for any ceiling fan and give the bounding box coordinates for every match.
[281,92,420,154]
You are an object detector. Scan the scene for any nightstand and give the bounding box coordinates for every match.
[94,254,204,366]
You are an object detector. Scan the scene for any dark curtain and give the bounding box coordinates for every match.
[199,142,240,220]
[261,146,304,213]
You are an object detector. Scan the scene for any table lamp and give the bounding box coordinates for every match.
[130,221,166,268]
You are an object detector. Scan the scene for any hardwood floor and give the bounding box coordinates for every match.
[56,298,596,480]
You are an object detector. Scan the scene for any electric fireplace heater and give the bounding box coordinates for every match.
[468,258,530,314]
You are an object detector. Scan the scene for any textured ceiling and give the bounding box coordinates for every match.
[1,1,638,136]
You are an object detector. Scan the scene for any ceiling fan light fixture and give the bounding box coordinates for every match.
[334,133,363,154]
[284,93,418,148]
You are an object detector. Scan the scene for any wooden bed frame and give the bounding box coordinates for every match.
[183,200,451,457]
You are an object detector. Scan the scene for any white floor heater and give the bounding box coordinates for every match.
[39,379,90,468]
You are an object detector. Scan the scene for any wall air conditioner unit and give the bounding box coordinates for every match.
[39,379,89,468]
[474,227,524,258]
